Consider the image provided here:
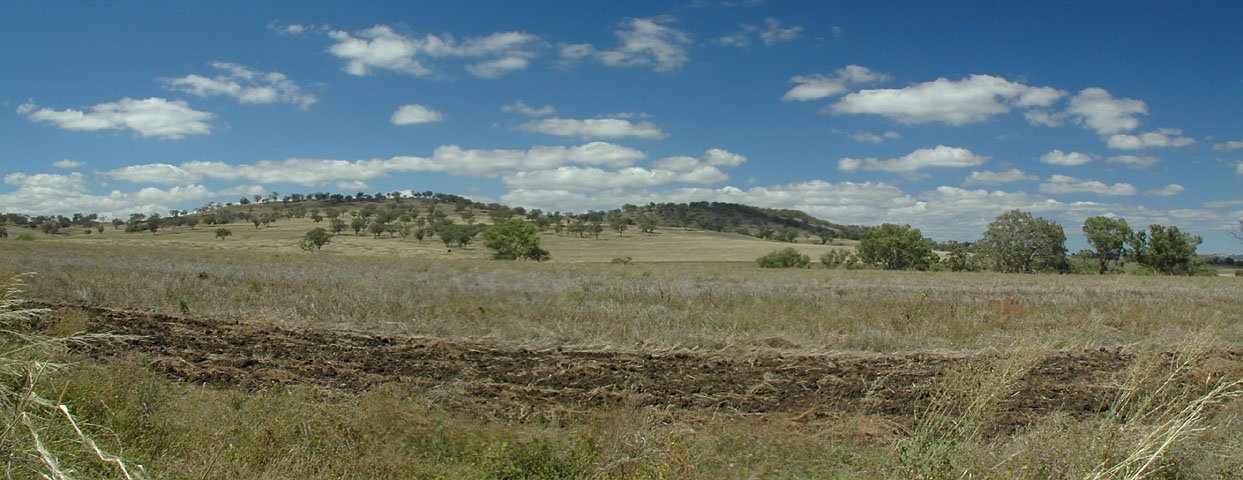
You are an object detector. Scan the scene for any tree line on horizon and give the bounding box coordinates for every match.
[761,209,1227,276]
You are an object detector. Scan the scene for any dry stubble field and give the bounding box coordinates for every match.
[1,229,1242,479]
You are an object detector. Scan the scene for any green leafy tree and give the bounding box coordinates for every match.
[368,220,387,239]
[483,219,550,261]
[942,244,980,272]
[978,210,1068,273]
[215,228,232,240]
[0,225,7,239]
[856,223,937,270]
[1082,216,1133,274]
[350,216,367,235]
[757,247,810,268]
[329,218,347,235]
[1129,224,1202,275]
[439,224,479,248]
[300,227,332,251]
[608,212,630,236]
[637,214,657,235]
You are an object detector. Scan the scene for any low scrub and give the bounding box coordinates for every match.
[756,247,810,268]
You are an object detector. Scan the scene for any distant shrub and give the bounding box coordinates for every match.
[820,250,854,269]
[1235,270,1242,277]
[758,247,810,268]
[610,256,632,265]
[15,234,34,241]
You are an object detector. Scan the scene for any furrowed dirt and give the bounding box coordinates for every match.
[58,304,1242,433]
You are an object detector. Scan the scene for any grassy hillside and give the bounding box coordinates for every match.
[1,192,859,263]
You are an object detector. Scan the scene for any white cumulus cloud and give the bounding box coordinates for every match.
[1039,175,1137,196]
[501,100,556,117]
[560,16,692,72]
[390,104,444,125]
[1146,184,1185,197]
[326,25,542,78]
[1065,87,1147,135]
[1106,155,1161,169]
[165,62,317,109]
[102,163,202,185]
[963,169,1037,186]
[715,17,803,47]
[1105,128,1196,150]
[518,117,666,139]
[1212,140,1243,151]
[829,74,1065,125]
[22,98,213,140]
[52,159,84,169]
[1039,150,1093,166]
[849,131,902,144]
[838,145,989,173]
[0,171,264,218]
[783,65,889,102]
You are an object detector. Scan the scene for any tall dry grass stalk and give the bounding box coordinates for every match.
[1087,337,1243,480]
[0,273,146,479]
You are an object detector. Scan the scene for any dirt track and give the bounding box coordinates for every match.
[63,305,1240,431]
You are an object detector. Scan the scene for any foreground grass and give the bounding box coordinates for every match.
[3,241,1241,352]
[33,342,1243,479]
[2,241,1242,478]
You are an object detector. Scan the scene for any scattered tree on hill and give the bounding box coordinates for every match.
[438,224,478,248]
[1082,216,1132,274]
[300,227,332,251]
[215,228,232,240]
[637,214,657,235]
[350,216,366,235]
[310,210,323,223]
[483,219,550,261]
[857,223,937,270]
[1128,224,1202,275]
[0,225,7,239]
[757,247,810,268]
[368,220,387,239]
[329,218,347,235]
[608,212,630,236]
[978,210,1068,273]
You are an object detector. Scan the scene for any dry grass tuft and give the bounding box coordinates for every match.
[0,273,146,479]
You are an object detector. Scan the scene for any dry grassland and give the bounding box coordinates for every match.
[1,234,1241,479]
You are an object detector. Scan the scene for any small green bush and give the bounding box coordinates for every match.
[610,256,633,265]
[757,247,810,268]
[15,234,34,241]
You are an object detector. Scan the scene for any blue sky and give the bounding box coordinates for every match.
[2,1,1241,251]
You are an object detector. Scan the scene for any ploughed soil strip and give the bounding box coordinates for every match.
[62,305,1241,430]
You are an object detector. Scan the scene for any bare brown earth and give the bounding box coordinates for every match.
[59,304,1241,435]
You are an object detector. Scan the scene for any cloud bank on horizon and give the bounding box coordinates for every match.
[1,2,1241,251]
